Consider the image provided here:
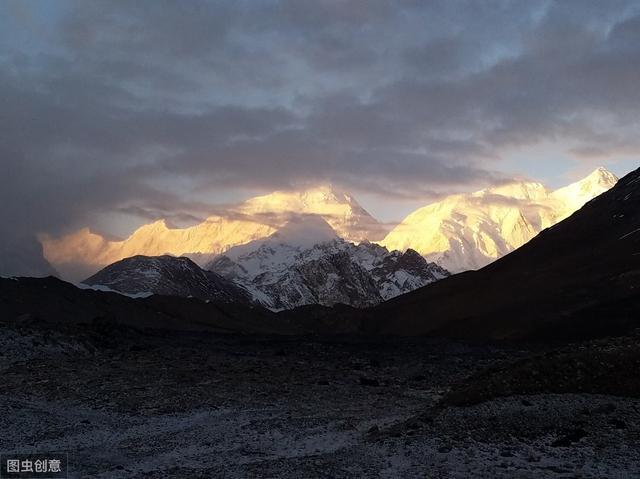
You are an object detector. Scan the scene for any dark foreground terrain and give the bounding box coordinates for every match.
[1,318,639,478]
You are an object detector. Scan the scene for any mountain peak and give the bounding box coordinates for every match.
[135,219,169,232]
[241,184,355,211]
[582,166,618,186]
[299,183,360,202]
[239,184,381,242]
[551,167,618,212]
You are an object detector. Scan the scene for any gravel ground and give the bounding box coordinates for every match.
[1,321,639,478]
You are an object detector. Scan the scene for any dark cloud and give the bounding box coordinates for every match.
[0,0,639,274]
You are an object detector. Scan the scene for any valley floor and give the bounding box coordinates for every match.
[1,321,639,478]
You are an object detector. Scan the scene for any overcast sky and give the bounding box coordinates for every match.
[1,0,639,249]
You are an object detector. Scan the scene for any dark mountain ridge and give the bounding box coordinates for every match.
[0,275,298,335]
[83,255,253,305]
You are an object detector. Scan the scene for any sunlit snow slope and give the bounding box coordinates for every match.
[42,185,383,280]
[380,168,617,272]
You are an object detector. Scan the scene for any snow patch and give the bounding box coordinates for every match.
[77,282,155,299]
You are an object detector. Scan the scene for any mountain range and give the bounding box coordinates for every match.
[3,166,639,340]
[380,167,618,272]
[206,216,448,310]
[41,168,618,282]
[81,216,448,310]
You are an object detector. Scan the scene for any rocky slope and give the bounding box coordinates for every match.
[207,217,448,310]
[82,255,253,305]
[2,319,639,478]
[380,167,618,272]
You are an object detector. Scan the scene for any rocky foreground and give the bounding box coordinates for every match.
[1,319,639,478]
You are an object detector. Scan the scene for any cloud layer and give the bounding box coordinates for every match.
[1,0,639,273]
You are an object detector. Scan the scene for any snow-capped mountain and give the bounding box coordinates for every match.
[206,216,448,310]
[82,255,253,304]
[371,166,640,339]
[42,168,618,281]
[550,167,619,220]
[239,185,383,242]
[380,167,618,272]
[43,185,383,281]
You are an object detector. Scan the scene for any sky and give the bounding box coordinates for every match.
[1,0,639,258]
